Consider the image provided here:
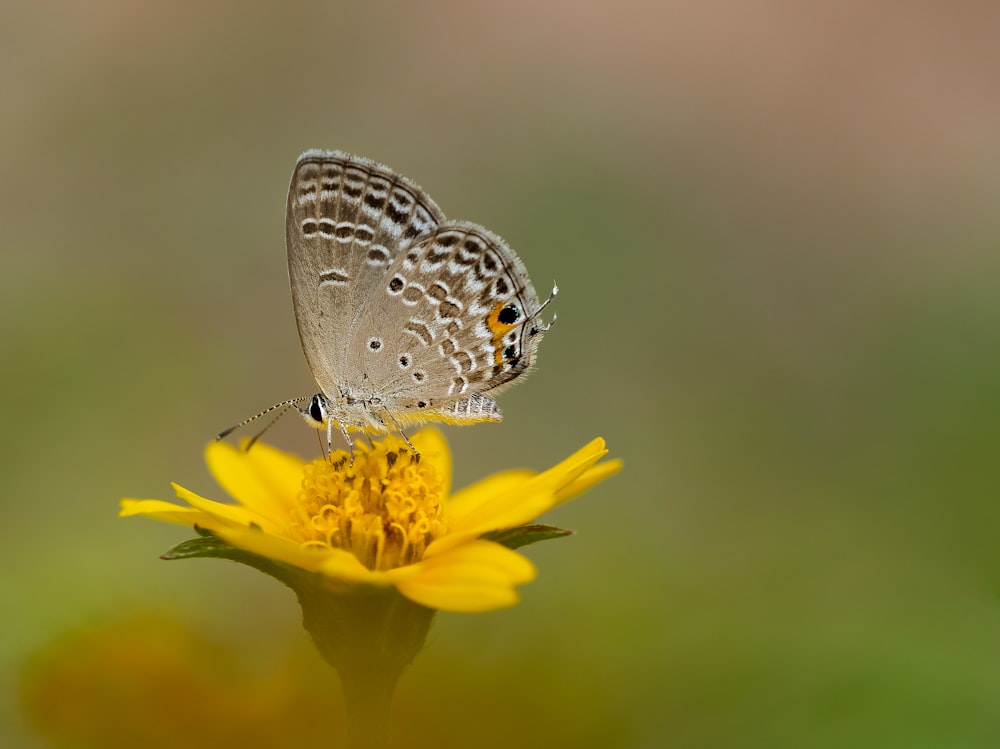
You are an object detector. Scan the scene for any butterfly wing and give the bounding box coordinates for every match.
[285,150,445,398]
[347,222,550,423]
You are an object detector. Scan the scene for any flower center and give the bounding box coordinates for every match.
[285,438,447,571]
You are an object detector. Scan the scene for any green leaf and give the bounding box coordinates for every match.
[160,531,296,586]
[482,524,574,550]
[161,534,239,560]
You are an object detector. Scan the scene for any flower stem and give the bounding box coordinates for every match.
[339,663,396,749]
[294,582,436,748]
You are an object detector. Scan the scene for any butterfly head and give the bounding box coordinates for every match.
[298,393,332,429]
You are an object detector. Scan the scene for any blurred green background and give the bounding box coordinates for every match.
[4,2,1000,747]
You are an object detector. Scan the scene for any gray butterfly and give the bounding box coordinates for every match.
[224,150,555,453]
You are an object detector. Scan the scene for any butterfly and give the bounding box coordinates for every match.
[221,151,555,456]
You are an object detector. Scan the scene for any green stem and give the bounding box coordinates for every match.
[339,661,396,749]
[294,583,436,749]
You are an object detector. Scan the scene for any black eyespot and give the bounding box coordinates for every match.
[309,396,324,422]
[503,345,517,360]
[388,277,404,292]
[369,338,382,351]
[399,355,410,367]
[498,304,520,325]
[417,400,427,408]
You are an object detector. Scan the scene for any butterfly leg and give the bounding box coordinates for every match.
[327,418,357,465]
[382,410,420,461]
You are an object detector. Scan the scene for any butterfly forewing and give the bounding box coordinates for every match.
[285,150,445,397]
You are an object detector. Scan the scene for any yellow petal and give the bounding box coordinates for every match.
[389,540,536,612]
[478,438,609,524]
[205,440,303,517]
[119,499,240,540]
[502,439,611,516]
[446,469,535,523]
[449,481,552,533]
[552,458,622,506]
[212,527,386,588]
[538,437,610,496]
[119,498,205,525]
[426,484,556,557]
[410,428,452,496]
[170,483,271,528]
[433,439,611,554]
[318,549,386,584]
[212,525,330,574]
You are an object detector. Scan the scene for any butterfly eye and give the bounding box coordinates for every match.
[309,395,327,423]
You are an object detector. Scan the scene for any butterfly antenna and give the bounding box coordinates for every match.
[245,404,296,451]
[216,397,309,442]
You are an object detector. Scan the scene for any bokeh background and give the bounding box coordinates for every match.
[4,1,1000,747]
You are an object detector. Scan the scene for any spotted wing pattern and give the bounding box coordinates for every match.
[286,151,445,398]
[286,150,551,429]
[346,223,546,422]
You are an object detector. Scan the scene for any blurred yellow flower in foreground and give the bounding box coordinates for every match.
[121,429,620,613]
[21,614,339,749]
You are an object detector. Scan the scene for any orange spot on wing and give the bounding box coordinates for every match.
[485,302,518,365]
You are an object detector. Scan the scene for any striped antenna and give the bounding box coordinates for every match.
[216,397,309,444]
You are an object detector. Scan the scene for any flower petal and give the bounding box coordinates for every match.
[388,540,536,612]
[212,525,332,574]
[209,526,384,587]
[429,486,554,556]
[205,440,304,517]
[537,437,611,495]
[446,469,535,523]
[431,438,612,554]
[490,438,611,522]
[318,549,386,584]
[552,458,623,506]
[170,483,273,531]
[119,498,206,526]
[410,428,452,496]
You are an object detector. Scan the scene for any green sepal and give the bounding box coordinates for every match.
[160,529,304,589]
[482,524,574,549]
[161,531,241,560]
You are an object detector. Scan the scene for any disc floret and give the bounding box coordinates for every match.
[289,442,447,571]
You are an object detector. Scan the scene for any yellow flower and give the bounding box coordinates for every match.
[121,429,620,613]
[21,614,342,748]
